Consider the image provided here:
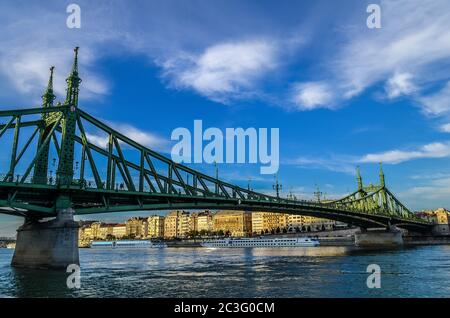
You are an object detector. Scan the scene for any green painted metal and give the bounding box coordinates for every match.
[0,47,433,231]
[33,67,56,184]
[57,47,80,189]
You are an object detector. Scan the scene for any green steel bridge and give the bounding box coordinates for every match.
[0,48,432,233]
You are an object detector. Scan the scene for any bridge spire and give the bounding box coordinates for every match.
[379,162,385,188]
[65,47,82,107]
[356,166,363,191]
[42,66,56,108]
[57,47,82,189]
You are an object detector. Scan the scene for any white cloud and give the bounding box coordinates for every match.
[1,49,108,102]
[291,82,334,110]
[161,40,279,103]
[287,141,450,174]
[298,0,450,114]
[336,0,450,97]
[286,156,356,174]
[85,133,109,149]
[0,2,121,105]
[385,72,416,98]
[119,124,170,152]
[439,123,450,132]
[399,176,450,210]
[359,142,450,164]
[419,82,450,116]
[86,122,170,153]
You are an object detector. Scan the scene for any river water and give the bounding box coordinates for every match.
[0,245,449,298]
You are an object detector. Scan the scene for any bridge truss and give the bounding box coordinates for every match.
[0,48,431,232]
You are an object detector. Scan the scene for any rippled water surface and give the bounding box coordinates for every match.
[0,245,449,297]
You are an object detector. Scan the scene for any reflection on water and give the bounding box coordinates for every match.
[9,268,71,298]
[250,246,352,257]
[0,245,449,298]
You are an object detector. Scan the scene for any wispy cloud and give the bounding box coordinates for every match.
[160,39,280,104]
[290,0,450,116]
[359,142,450,164]
[419,82,450,116]
[439,123,450,132]
[385,72,416,99]
[0,2,128,105]
[290,82,335,110]
[86,122,170,153]
[285,155,357,174]
[287,141,450,173]
[399,176,450,210]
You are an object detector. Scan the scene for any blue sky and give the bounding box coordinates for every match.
[1,0,450,235]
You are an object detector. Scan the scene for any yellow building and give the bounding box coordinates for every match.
[164,210,190,238]
[287,215,335,232]
[213,211,252,237]
[287,214,303,230]
[111,224,127,238]
[126,217,147,238]
[190,212,199,232]
[90,222,111,239]
[417,208,450,235]
[197,211,214,232]
[252,212,288,234]
[78,222,96,246]
[417,208,450,224]
[147,215,165,238]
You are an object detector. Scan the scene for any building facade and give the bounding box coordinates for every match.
[112,224,127,238]
[417,208,450,235]
[126,217,147,238]
[252,212,288,234]
[147,215,165,238]
[164,210,190,238]
[213,211,252,237]
[287,215,336,232]
[197,211,214,232]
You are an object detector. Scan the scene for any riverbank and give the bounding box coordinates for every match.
[79,228,450,248]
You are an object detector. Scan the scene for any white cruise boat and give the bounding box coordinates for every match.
[201,237,320,248]
[90,240,167,248]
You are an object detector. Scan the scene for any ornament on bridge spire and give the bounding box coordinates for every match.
[379,162,385,187]
[356,165,363,191]
[65,47,82,108]
[42,66,56,108]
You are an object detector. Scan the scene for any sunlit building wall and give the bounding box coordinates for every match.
[126,217,147,238]
[252,212,288,234]
[164,210,190,238]
[213,211,252,237]
[147,215,165,238]
[197,211,214,232]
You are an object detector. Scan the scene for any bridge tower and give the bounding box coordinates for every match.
[57,47,80,189]
[12,48,80,269]
[356,166,363,192]
[32,66,56,184]
[378,162,389,212]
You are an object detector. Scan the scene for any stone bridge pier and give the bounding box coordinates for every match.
[354,226,404,247]
[11,208,79,269]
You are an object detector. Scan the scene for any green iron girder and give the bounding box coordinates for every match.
[0,47,433,231]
